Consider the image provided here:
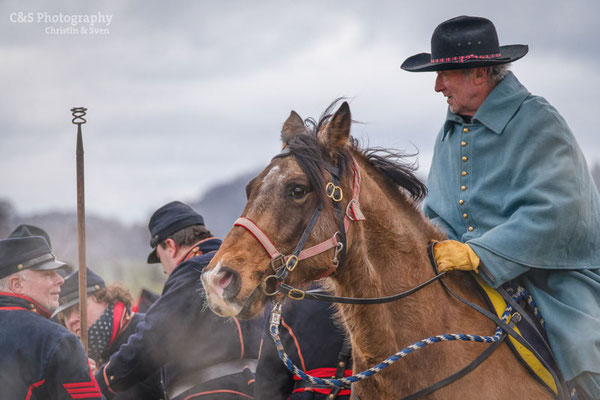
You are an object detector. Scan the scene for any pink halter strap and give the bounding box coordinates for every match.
[234,156,365,271]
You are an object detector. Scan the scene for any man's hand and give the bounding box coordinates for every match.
[88,358,97,374]
[433,240,480,273]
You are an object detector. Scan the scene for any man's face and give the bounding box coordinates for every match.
[156,240,178,275]
[64,295,108,336]
[18,269,64,311]
[434,69,481,116]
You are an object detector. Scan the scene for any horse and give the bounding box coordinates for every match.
[201,101,553,399]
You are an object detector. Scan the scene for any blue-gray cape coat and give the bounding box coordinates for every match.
[423,71,600,381]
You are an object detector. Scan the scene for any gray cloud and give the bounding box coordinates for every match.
[1,0,598,222]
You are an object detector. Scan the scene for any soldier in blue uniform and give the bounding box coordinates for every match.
[0,236,104,399]
[95,201,261,399]
[255,285,352,400]
[54,267,162,399]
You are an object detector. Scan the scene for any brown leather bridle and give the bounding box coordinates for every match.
[234,153,365,297]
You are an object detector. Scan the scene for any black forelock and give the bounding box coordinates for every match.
[284,99,427,204]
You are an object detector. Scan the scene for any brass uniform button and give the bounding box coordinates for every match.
[463,214,468,219]
[110,376,115,381]
[461,186,467,191]
[461,171,467,176]
[468,226,474,232]
[17,264,23,270]
[462,156,468,162]
[461,141,467,146]
[459,200,464,205]
[463,127,469,133]
[94,285,100,290]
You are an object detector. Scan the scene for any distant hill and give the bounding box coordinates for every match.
[189,170,259,238]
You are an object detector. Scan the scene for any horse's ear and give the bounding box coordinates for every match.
[281,110,306,147]
[318,102,351,155]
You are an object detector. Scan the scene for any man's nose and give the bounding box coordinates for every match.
[434,74,444,92]
[54,271,65,286]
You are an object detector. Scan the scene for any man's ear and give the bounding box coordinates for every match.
[472,67,487,86]
[9,274,24,293]
[164,238,178,256]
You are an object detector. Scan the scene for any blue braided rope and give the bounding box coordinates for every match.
[270,304,514,388]
[506,284,545,328]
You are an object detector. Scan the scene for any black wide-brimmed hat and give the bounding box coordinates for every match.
[147,201,205,264]
[401,15,528,72]
[51,267,106,317]
[0,236,69,279]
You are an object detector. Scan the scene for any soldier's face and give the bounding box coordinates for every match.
[156,240,179,275]
[434,69,481,116]
[18,269,64,311]
[64,296,108,336]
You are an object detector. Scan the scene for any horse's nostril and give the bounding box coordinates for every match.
[219,271,233,290]
[221,267,241,301]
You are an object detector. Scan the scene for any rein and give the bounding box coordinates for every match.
[268,245,570,399]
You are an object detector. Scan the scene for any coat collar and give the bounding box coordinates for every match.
[442,71,530,140]
[0,292,52,318]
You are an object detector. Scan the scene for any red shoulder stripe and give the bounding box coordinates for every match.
[26,378,45,400]
[62,365,102,398]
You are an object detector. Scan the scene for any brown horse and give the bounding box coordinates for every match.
[201,101,553,399]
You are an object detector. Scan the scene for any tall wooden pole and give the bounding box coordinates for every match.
[72,107,88,354]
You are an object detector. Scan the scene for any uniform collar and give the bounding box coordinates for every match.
[442,71,530,140]
[0,292,52,318]
[175,237,222,266]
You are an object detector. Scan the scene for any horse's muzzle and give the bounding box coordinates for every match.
[201,261,244,317]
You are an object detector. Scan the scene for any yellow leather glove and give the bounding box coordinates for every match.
[433,240,480,273]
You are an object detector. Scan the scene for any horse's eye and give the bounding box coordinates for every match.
[290,185,308,199]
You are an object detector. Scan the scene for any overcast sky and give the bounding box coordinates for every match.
[1,0,599,224]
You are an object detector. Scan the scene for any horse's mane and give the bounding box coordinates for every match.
[285,100,427,202]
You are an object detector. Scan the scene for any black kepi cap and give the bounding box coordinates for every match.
[8,224,73,276]
[0,236,69,279]
[147,201,205,264]
[51,267,106,317]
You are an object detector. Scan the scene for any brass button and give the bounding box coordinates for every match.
[94,285,100,290]
[461,141,467,146]
[461,171,467,176]
[17,264,23,270]
[459,200,464,205]
[339,362,345,368]
[463,127,469,133]
[463,214,468,219]
[110,376,115,381]
[461,185,467,191]
[462,156,468,162]
[468,226,474,232]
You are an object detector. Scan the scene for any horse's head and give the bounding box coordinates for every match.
[202,101,360,318]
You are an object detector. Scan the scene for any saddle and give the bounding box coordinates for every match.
[472,274,566,398]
